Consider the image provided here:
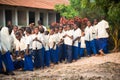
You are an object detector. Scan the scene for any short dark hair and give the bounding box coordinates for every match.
[44,31,49,35]
[74,21,81,28]
[15,31,21,37]
[39,27,44,33]
[38,20,42,25]
[26,27,31,34]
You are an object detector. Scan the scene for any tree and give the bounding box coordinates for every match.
[55,4,78,19]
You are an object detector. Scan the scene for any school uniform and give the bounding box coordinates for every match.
[44,35,50,67]
[62,30,67,60]
[12,56,24,70]
[54,33,59,62]
[58,32,64,62]
[64,30,73,63]
[0,51,2,73]
[97,20,109,53]
[93,24,99,53]
[0,37,3,73]
[49,34,58,64]
[32,33,44,68]
[24,35,33,71]
[11,30,17,50]
[0,27,14,73]
[14,36,26,69]
[79,36,86,57]
[14,36,26,55]
[73,28,81,60]
[85,26,97,56]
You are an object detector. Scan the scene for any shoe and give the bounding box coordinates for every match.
[8,71,15,75]
[3,72,9,75]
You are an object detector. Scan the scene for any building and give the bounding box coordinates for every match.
[0,0,69,27]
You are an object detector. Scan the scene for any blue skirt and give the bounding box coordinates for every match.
[44,50,50,67]
[58,44,64,62]
[50,49,58,63]
[33,48,44,68]
[24,50,33,71]
[1,51,14,72]
[85,40,97,56]
[0,52,3,73]
[98,38,108,53]
[13,60,24,70]
[73,46,79,60]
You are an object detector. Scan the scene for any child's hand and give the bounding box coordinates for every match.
[26,49,29,55]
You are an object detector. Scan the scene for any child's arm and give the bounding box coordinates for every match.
[66,35,73,39]
[58,39,64,46]
[73,36,81,44]
[52,42,56,49]
[26,44,29,55]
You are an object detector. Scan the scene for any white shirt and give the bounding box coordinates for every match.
[73,28,81,47]
[32,33,43,50]
[25,35,33,49]
[80,36,86,48]
[43,25,47,31]
[44,35,49,51]
[85,26,95,41]
[58,32,64,44]
[0,31,1,51]
[64,30,73,46]
[54,33,59,45]
[0,27,13,53]
[97,20,109,38]
[93,24,98,39]
[14,36,26,51]
[49,34,56,49]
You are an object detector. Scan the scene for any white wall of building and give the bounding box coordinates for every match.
[0,5,57,28]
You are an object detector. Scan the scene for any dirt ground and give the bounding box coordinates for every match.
[0,52,120,80]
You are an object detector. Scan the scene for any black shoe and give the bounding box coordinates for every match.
[3,72,9,75]
[8,71,15,75]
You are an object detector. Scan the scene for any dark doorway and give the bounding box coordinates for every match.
[56,13,60,23]
[5,10,12,26]
[29,11,35,24]
[40,13,44,25]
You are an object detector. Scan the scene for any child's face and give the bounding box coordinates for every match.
[34,28,39,34]
[67,25,70,30]
[59,27,63,33]
[13,26,18,33]
[94,19,98,25]
[63,26,67,31]
[73,24,77,30]
[55,28,59,33]
[16,35,21,40]
[50,29,54,35]
[87,21,91,27]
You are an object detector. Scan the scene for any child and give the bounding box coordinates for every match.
[79,31,86,57]
[0,33,3,73]
[49,28,58,65]
[0,26,15,75]
[44,31,50,67]
[14,31,26,70]
[63,24,73,63]
[93,19,99,54]
[54,27,59,63]
[32,27,44,69]
[24,27,33,71]
[58,27,64,62]
[84,21,97,56]
[97,16,109,55]
[73,22,81,61]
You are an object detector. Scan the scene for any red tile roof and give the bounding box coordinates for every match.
[0,0,69,10]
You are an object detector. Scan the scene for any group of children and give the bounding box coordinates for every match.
[0,17,109,75]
